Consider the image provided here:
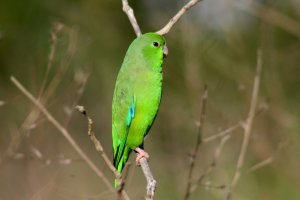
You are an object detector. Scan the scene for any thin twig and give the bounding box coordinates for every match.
[77,104,155,199]
[75,105,120,177]
[38,22,64,99]
[246,156,274,174]
[246,139,287,174]
[75,105,131,199]
[231,49,263,188]
[198,183,226,190]
[118,162,132,193]
[139,157,156,200]
[122,0,202,36]
[184,85,208,200]
[10,76,130,200]
[156,0,202,35]
[122,0,142,37]
[203,101,268,143]
[21,23,77,133]
[203,123,242,143]
[190,135,231,194]
[76,105,157,199]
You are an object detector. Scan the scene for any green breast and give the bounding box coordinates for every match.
[126,70,162,148]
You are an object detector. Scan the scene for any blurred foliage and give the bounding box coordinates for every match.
[1,0,300,199]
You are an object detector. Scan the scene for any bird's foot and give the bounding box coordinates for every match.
[134,147,149,166]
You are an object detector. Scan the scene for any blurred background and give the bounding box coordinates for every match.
[1,0,300,199]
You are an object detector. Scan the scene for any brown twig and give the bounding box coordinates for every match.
[156,0,202,35]
[63,71,89,128]
[230,49,263,189]
[75,105,120,177]
[75,105,131,199]
[0,125,22,166]
[21,22,77,133]
[190,135,231,194]
[122,0,142,37]
[198,183,226,190]
[122,0,202,36]
[203,101,268,144]
[118,162,132,193]
[202,123,242,143]
[184,85,208,200]
[246,156,274,174]
[38,22,64,99]
[75,105,155,199]
[10,76,131,200]
[246,139,287,174]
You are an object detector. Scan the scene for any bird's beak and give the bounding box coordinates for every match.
[163,44,168,59]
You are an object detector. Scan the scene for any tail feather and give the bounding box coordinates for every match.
[113,96,135,188]
[113,145,132,188]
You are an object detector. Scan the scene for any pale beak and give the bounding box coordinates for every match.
[163,44,168,59]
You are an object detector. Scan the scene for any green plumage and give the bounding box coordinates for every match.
[112,32,167,186]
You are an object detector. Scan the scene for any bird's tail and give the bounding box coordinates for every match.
[113,144,132,188]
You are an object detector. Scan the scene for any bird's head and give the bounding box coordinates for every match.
[129,32,168,71]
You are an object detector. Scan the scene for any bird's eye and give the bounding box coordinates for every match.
[153,41,160,47]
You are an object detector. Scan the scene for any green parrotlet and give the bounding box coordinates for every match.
[112,32,168,185]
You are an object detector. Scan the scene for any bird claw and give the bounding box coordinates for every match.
[135,147,149,166]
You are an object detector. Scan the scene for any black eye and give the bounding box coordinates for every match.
[153,41,160,47]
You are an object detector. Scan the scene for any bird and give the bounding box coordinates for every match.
[112,32,168,187]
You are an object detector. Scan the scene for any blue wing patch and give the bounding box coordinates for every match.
[126,96,135,127]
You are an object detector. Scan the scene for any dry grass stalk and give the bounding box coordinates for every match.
[190,135,231,194]
[75,106,120,178]
[75,105,131,199]
[184,85,208,200]
[10,76,132,200]
[231,49,263,187]
[227,49,263,199]
[157,0,202,35]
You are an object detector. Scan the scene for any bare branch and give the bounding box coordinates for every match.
[75,105,130,199]
[190,135,231,194]
[246,139,287,174]
[231,49,263,188]
[118,162,132,193]
[246,157,274,174]
[38,22,64,99]
[21,23,77,134]
[75,105,120,177]
[76,105,157,199]
[184,85,208,200]
[203,123,242,143]
[122,0,142,37]
[122,0,203,36]
[140,158,156,200]
[157,0,202,35]
[203,101,268,143]
[10,76,131,200]
[197,183,226,190]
